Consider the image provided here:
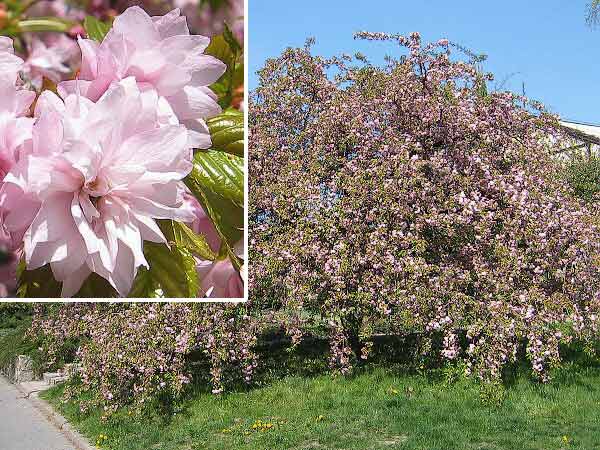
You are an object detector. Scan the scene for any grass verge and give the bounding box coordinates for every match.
[41,360,600,450]
[0,317,37,374]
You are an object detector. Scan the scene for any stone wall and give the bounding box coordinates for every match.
[14,355,34,383]
[0,354,34,382]
[1,355,81,384]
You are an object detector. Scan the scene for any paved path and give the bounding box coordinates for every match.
[0,376,75,450]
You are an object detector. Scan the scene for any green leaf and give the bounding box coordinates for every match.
[219,240,243,272]
[207,109,243,132]
[144,242,199,298]
[172,222,217,261]
[191,151,244,206]
[156,219,217,261]
[231,62,244,90]
[184,151,244,252]
[74,273,118,298]
[223,22,242,54]
[200,0,229,11]
[205,34,235,70]
[207,110,244,157]
[17,263,61,298]
[205,32,242,108]
[83,16,111,42]
[128,267,161,298]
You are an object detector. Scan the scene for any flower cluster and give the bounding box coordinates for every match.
[0,5,244,297]
[84,0,244,44]
[249,33,600,383]
[29,303,257,412]
[0,0,242,92]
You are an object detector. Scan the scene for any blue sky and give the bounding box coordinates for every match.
[249,0,600,123]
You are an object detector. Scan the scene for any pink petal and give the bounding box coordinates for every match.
[77,37,99,79]
[112,124,189,171]
[34,91,66,118]
[112,6,160,49]
[57,79,92,100]
[182,118,212,149]
[70,192,99,255]
[132,211,166,244]
[60,263,91,298]
[128,194,196,222]
[13,91,36,117]
[198,259,243,298]
[153,63,191,96]
[166,85,221,121]
[152,9,189,38]
[161,35,210,64]
[0,52,23,83]
[188,55,227,86]
[33,110,64,156]
[25,192,77,249]
[0,37,14,54]
[2,187,39,232]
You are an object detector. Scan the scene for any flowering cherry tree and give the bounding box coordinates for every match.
[0,3,244,298]
[250,33,600,383]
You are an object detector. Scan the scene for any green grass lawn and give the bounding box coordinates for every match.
[42,358,600,450]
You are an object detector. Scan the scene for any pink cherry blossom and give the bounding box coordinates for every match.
[0,38,37,296]
[196,257,243,298]
[0,36,14,54]
[0,72,35,180]
[23,35,80,87]
[250,33,600,381]
[17,0,82,88]
[0,37,26,82]
[3,77,196,297]
[196,238,244,298]
[26,0,80,20]
[58,6,226,148]
[0,38,37,250]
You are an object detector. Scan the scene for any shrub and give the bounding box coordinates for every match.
[249,33,600,383]
[564,154,600,203]
[29,303,258,414]
[0,303,32,329]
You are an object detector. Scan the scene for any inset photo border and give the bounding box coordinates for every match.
[0,0,248,301]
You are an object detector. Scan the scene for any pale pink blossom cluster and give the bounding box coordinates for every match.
[13,0,243,91]
[0,7,241,298]
[88,0,244,43]
[30,303,258,411]
[0,37,37,296]
[16,1,83,89]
